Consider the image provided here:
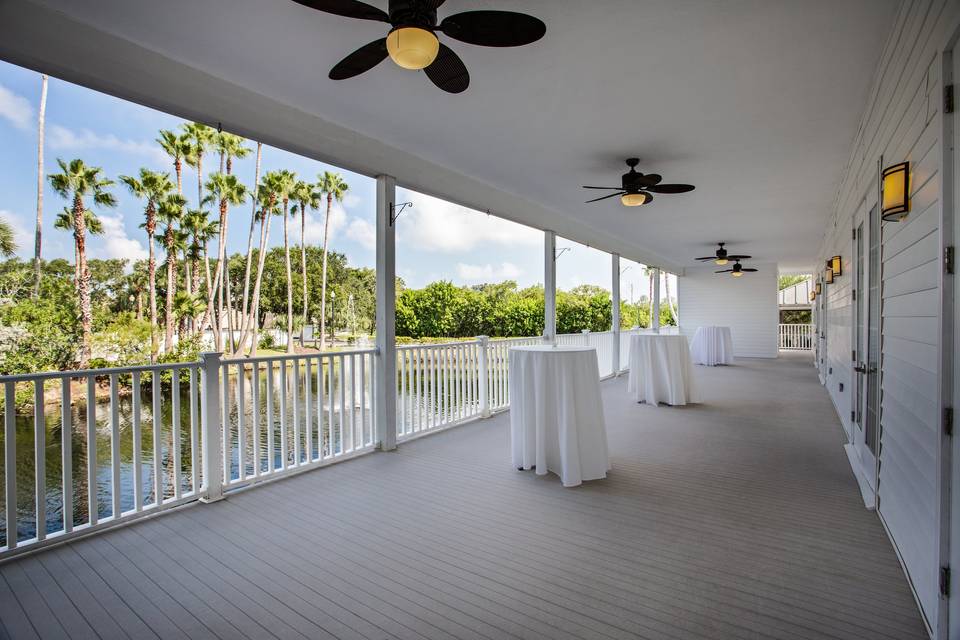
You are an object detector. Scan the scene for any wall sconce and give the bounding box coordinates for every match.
[881,161,910,222]
[829,256,842,277]
[815,281,822,295]
[809,291,816,302]
[825,266,834,284]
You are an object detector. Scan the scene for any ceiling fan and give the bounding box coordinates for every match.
[716,259,758,277]
[293,0,546,93]
[695,242,751,266]
[582,158,695,207]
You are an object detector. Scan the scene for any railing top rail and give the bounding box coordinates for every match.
[222,348,377,365]
[396,340,479,350]
[0,360,201,384]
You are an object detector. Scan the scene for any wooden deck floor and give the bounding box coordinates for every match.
[0,353,927,639]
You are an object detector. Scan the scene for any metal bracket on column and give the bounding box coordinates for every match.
[389,201,413,226]
[555,247,570,261]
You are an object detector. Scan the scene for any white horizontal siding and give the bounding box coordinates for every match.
[815,0,959,633]
[677,263,778,358]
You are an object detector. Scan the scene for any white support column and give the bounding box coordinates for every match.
[652,267,661,333]
[611,254,621,374]
[477,335,490,418]
[199,351,223,503]
[544,230,557,343]
[375,175,397,451]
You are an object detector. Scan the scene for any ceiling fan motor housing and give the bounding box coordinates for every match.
[388,0,437,28]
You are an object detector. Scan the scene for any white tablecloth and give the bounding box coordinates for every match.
[690,326,734,366]
[627,334,699,405]
[509,346,611,487]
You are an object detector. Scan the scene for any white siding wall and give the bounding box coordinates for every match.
[677,263,778,358]
[817,1,959,634]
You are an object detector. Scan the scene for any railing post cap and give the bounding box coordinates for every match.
[199,351,223,363]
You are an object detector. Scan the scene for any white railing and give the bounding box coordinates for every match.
[220,349,377,491]
[1,360,203,557]
[779,323,814,350]
[2,326,678,558]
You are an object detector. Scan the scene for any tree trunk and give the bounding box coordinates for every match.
[239,143,261,338]
[664,273,677,324]
[246,214,272,357]
[73,193,92,368]
[283,200,294,354]
[175,159,183,197]
[300,204,308,348]
[164,228,177,353]
[146,203,158,363]
[32,75,47,298]
[319,194,333,350]
[136,291,143,321]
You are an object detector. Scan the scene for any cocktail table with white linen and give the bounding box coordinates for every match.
[690,326,734,366]
[509,345,611,487]
[627,334,700,406]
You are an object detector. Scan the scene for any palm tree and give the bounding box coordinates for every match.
[316,171,349,350]
[120,169,175,362]
[182,122,215,209]
[662,271,678,325]
[158,194,187,352]
[173,291,206,338]
[240,142,263,338]
[0,217,19,258]
[33,74,48,298]
[182,210,219,337]
[53,206,104,282]
[290,180,321,347]
[203,172,248,350]
[49,158,116,368]
[269,170,298,354]
[157,130,191,196]
[239,175,282,355]
[213,132,251,175]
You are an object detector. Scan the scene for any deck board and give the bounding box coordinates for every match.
[0,353,929,639]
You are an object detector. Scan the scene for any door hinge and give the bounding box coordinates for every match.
[852,289,856,301]
[851,410,856,422]
[947,84,955,114]
[853,228,857,240]
[946,407,954,437]
[941,566,951,597]
[946,246,955,275]
[852,349,857,362]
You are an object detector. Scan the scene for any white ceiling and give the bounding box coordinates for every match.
[6,0,898,273]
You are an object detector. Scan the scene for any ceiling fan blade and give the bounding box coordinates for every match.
[742,268,758,272]
[726,254,752,260]
[439,10,546,47]
[637,173,662,187]
[582,186,622,190]
[715,269,733,273]
[695,256,717,261]
[646,183,695,194]
[421,0,446,8]
[329,38,389,80]
[292,0,389,22]
[586,192,625,203]
[424,44,470,93]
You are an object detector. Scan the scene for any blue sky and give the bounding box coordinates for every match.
[0,59,668,297]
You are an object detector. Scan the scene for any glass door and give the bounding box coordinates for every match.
[852,206,878,490]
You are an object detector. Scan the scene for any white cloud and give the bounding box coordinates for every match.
[345,218,375,251]
[342,193,361,209]
[96,214,148,264]
[396,191,541,253]
[456,261,522,283]
[301,203,347,245]
[48,124,167,164]
[0,84,33,131]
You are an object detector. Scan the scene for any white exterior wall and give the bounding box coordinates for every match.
[677,263,778,358]
[816,1,960,636]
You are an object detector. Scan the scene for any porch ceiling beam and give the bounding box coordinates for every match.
[0,0,684,275]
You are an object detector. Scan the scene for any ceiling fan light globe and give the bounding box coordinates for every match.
[715,258,728,266]
[732,271,744,277]
[620,192,648,207]
[386,27,439,70]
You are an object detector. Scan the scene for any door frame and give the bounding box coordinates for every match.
[851,200,879,495]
